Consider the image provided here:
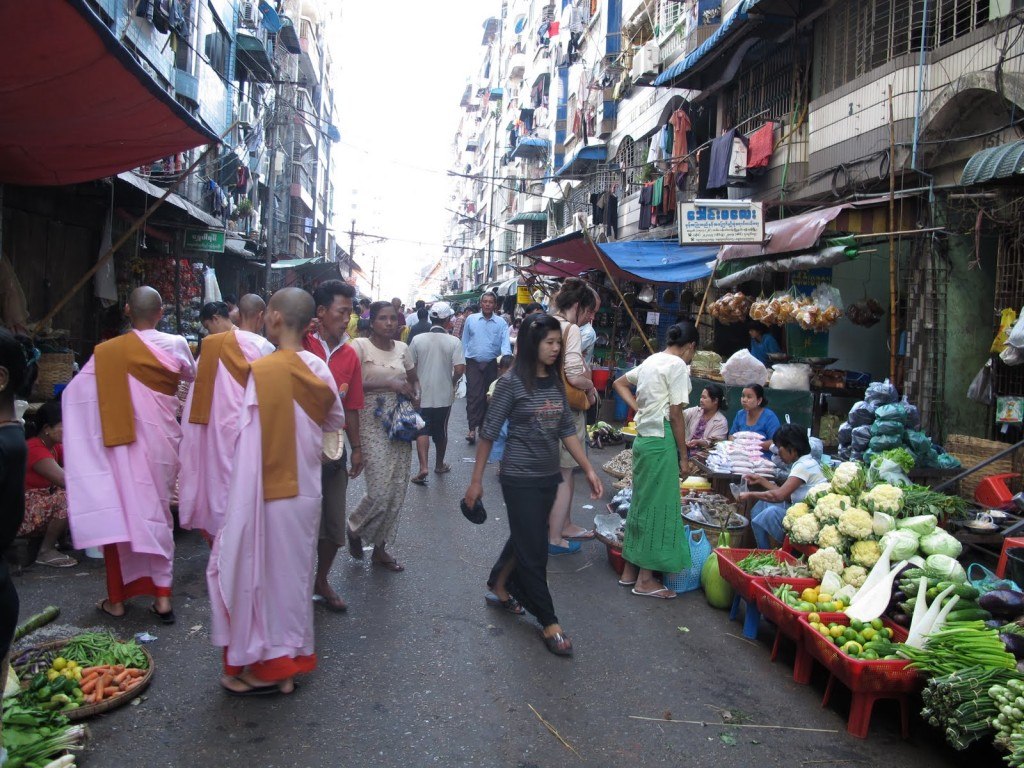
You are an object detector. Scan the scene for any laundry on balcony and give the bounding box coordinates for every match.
[0,0,218,186]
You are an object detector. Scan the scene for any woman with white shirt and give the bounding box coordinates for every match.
[547,279,599,555]
[611,322,699,599]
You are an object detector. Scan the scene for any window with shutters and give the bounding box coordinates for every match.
[616,137,644,196]
[815,0,992,96]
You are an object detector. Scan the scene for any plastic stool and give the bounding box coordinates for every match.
[821,675,911,739]
[997,537,1024,578]
[729,594,761,639]
[975,473,1017,508]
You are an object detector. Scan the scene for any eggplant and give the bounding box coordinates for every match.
[890,611,911,627]
[1001,633,1024,660]
[979,589,1024,619]
[893,590,907,603]
[987,619,1007,630]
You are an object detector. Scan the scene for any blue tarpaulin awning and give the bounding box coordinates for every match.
[554,143,607,178]
[510,136,550,160]
[653,0,760,88]
[520,231,715,284]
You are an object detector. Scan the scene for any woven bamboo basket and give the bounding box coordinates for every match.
[944,434,1023,501]
[18,639,154,720]
[31,352,74,400]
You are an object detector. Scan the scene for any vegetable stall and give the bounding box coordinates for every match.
[3,611,154,768]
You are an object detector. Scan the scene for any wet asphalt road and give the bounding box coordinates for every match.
[11,406,990,767]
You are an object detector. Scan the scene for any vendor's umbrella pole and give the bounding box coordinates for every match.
[695,259,719,326]
[582,228,654,355]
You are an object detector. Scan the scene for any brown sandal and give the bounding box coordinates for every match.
[372,556,404,572]
[541,630,573,657]
[346,528,364,559]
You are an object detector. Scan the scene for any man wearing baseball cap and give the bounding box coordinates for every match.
[407,302,466,485]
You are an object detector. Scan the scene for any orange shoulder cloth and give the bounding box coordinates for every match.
[250,351,337,501]
[188,331,250,426]
[94,332,181,447]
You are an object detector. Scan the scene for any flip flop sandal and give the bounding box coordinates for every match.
[465,435,476,445]
[149,604,176,624]
[313,594,348,613]
[617,579,638,587]
[36,553,77,568]
[96,599,126,619]
[346,528,364,560]
[410,474,428,486]
[373,557,404,572]
[540,630,574,657]
[631,587,677,600]
[564,529,596,541]
[485,593,525,615]
[222,679,282,697]
[434,464,452,474]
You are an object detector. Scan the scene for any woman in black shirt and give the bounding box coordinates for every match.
[463,314,602,657]
[0,329,29,684]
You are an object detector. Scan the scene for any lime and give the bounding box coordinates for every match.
[841,641,863,656]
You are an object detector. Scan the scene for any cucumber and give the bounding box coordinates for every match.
[945,608,991,623]
[936,582,980,600]
[901,568,926,580]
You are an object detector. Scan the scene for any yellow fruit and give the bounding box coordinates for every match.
[817,593,833,603]
[801,588,818,602]
[817,624,830,636]
[861,627,877,642]
[807,612,821,625]
[829,625,845,639]
[52,657,67,671]
[46,669,60,681]
[833,600,845,611]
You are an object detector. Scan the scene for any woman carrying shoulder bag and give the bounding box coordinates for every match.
[547,279,599,555]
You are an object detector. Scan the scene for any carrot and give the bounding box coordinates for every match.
[81,665,111,676]
[113,670,130,685]
[112,665,125,673]
[103,686,119,697]
[80,679,98,694]
[126,668,144,678]
[94,685,103,703]
[123,678,144,690]
[83,693,95,703]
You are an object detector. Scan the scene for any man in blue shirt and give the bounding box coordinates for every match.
[462,292,512,444]
[748,321,781,365]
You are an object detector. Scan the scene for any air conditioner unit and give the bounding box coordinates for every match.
[240,1,258,27]
[237,102,254,128]
[638,42,660,76]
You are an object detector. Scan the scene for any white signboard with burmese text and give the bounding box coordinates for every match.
[678,201,765,245]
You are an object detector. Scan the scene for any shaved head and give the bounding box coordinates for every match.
[268,288,315,332]
[238,294,266,318]
[126,286,163,329]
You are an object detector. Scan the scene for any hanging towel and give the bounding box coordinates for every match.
[747,123,775,169]
[707,130,735,190]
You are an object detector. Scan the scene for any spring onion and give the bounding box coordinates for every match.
[920,666,1017,750]
[901,620,1018,676]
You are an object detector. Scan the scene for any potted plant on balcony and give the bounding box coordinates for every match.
[233,198,253,221]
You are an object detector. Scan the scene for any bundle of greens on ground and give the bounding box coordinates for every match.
[920,666,1017,750]
[2,698,85,768]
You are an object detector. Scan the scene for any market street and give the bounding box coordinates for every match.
[10,408,974,768]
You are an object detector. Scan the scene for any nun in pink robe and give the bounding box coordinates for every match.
[63,328,195,613]
[178,328,275,542]
[207,350,343,684]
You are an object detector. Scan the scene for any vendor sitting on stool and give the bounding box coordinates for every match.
[738,424,826,549]
[748,321,781,365]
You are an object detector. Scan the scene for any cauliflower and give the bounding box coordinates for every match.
[789,514,820,545]
[814,493,854,523]
[861,484,904,515]
[782,502,811,532]
[850,539,882,568]
[804,482,833,507]
[831,461,866,496]
[816,524,844,550]
[842,565,868,588]
[837,507,874,540]
[808,547,845,580]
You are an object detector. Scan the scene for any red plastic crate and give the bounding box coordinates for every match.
[716,548,804,603]
[798,612,922,739]
[752,581,819,684]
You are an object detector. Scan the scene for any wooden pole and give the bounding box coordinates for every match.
[33,142,220,332]
[695,259,719,325]
[581,227,655,354]
[887,84,898,382]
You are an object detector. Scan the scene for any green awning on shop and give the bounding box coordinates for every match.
[507,211,547,225]
[440,290,482,303]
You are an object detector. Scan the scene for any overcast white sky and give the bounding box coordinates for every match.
[329,1,500,302]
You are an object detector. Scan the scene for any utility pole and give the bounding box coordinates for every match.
[349,217,355,263]
[263,115,278,295]
[486,6,505,283]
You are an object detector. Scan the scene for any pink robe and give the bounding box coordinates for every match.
[63,330,196,597]
[179,329,275,538]
[207,351,344,677]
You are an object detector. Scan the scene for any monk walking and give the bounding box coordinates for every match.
[63,286,196,624]
[179,294,275,542]
[208,288,344,696]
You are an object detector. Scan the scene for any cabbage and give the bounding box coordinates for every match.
[872,511,895,537]
[896,514,938,537]
[820,570,844,596]
[880,529,920,561]
[925,554,967,583]
[920,529,963,558]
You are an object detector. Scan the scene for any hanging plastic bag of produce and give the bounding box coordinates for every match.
[967,360,994,404]
[721,349,768,387]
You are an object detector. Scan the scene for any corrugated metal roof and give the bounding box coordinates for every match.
[960,139,1024,186]
[653,0,760,87]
